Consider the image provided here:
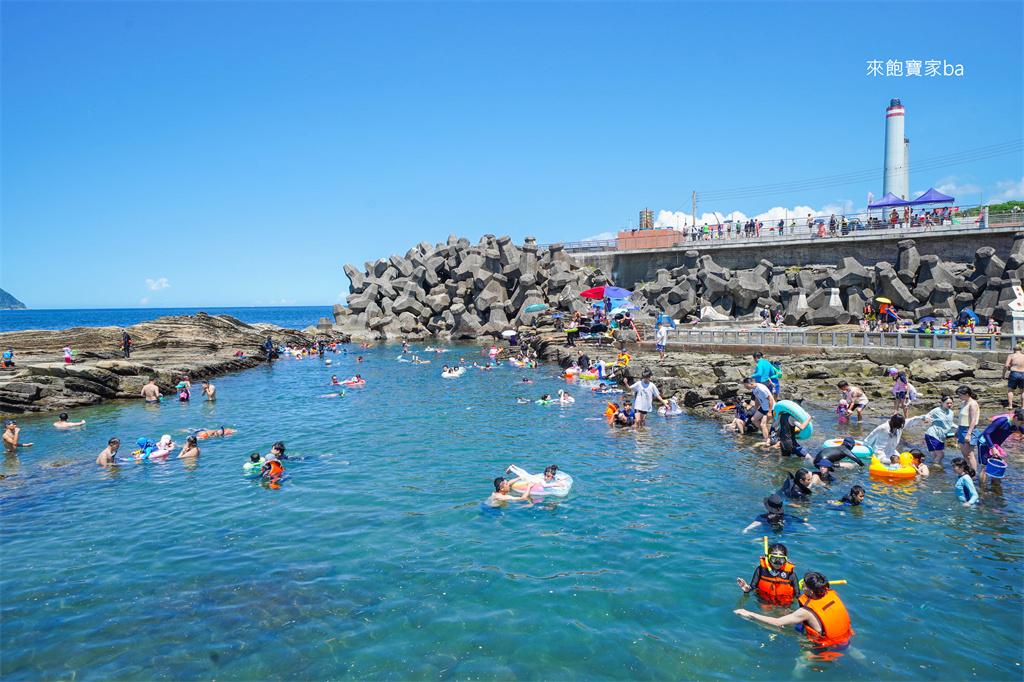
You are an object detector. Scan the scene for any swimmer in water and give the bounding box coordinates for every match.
[487,476,534,505]
[736,542,800,605]
[537,394,552,404]
[809,458,836,486]
[330,375,341,385]
[243,452,264,471]
[178,435,201,458]
[742,494,815,533]
[357,356,364,362]
[808,437,865,469]
[517,398,532,404]
[909,449,930,476]
[261,452,285,480]
[53,412,86,429]
[835,485,866,506]
[201,380,215,401]
[96,437,121,466]
[518,377,533,384]
[196,427,234,439]
[505,464,562,492]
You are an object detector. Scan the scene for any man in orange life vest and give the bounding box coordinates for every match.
[734,571,853,651]
[736,542,799,605]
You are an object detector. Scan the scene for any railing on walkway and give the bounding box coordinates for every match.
[542,211,1022,254]
[538,239,616,254]
[638,327,1021,353]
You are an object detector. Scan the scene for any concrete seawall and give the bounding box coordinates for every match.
[578,226,1021,288]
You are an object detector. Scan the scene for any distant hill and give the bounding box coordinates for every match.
[0,288,26,309]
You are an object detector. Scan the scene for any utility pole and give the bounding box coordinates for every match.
[692,191,697,232]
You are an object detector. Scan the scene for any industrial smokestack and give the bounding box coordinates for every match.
[884,99,909,199]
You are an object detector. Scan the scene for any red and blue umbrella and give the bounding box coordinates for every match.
[581,286,633,300]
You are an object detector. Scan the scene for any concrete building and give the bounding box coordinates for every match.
[883,98,910,199]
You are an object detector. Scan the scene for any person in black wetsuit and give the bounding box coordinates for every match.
[809,436,865,468]
[263,336,274,363]
[742,494,815,533]
[777,409,812,457]
[779,469,814,500]
[838,485,866,506]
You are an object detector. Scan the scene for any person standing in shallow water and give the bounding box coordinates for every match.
[1002,345,1024,410]
[263,336,274,363]
[630,369,668,427]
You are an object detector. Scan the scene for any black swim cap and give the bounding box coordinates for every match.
[841,436,856,449]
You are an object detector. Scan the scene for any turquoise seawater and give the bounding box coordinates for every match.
[2,345,1022,680]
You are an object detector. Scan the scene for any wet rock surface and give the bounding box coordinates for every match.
[0,313,330,414]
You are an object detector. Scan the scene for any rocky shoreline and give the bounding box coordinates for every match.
[525,326,1011,421]
[0,313,333,414]
[328,233,1024,340]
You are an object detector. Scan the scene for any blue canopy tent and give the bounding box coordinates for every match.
[868,192,912,209]
[908,188,954,206]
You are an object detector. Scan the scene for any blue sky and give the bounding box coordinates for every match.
[3,1,1021,309]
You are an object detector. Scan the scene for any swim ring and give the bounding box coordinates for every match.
[772,400,813,440]
[868,453,916,479]
[658,403,683,416]
[508,465,574,497]
[342,380,366,387]
[821,437,874,457]
[441,372,460,379]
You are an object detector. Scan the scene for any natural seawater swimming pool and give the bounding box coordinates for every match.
[2,344,1022,680]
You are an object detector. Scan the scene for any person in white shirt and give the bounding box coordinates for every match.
[629,369,668,427]
[865,414,932,462]
[743,376,776,444]
[655,324,668,359]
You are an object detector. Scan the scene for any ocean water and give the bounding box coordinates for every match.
[1,345,1022,680]
[0,306,332,333]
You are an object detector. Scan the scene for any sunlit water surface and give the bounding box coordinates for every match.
[2,345,1022,680]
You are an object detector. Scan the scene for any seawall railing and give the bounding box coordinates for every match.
[638,326,1021,353]
[539,211,1023,255]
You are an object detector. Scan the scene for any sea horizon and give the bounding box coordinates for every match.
[0,305,335,334]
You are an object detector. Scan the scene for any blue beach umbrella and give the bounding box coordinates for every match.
[524,303,548,313]
[657,314,676,328]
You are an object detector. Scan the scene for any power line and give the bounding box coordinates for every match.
[695,139,1023,203]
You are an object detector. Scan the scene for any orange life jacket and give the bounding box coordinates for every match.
[755,557,796,604]
[799,589,853,647]
[264,460,284,476]
[605,402,617,418]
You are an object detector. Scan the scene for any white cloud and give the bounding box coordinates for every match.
[932,174,982,200]
[145,277,170,291]
[653,211,732,229]
[140,297,149,305]
[582,231,617,241]
[989,177,1024,204]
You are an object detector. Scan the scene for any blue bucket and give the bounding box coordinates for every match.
[985,458,1007,479]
